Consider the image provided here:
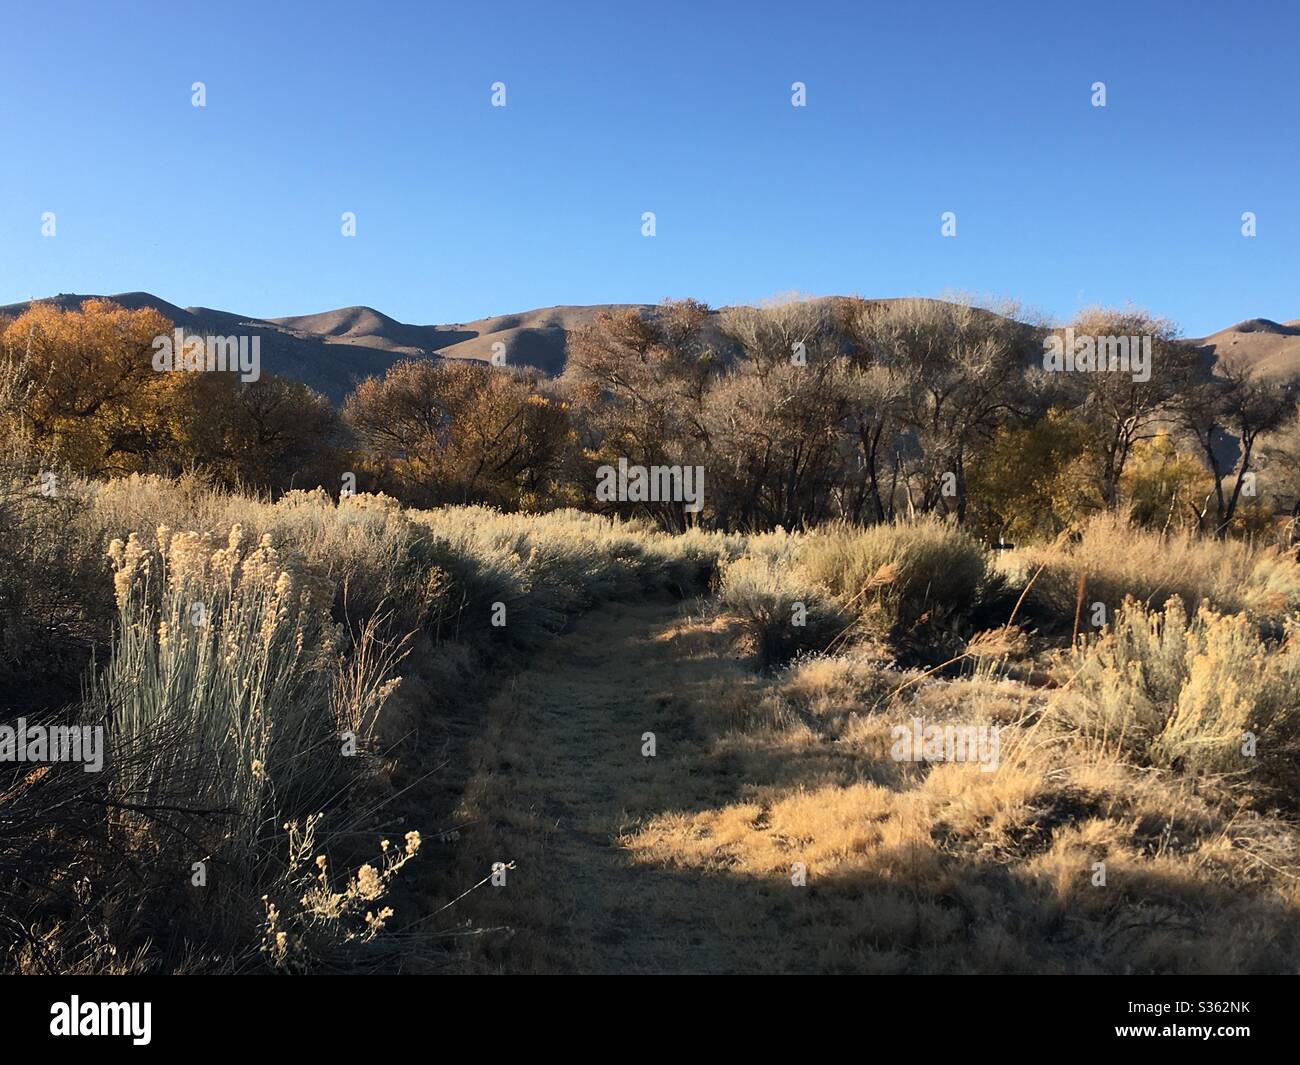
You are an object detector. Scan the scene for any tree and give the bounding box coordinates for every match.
[0,299,176,474]
[699,299,857,530]
[1119,432,1215,531]
[1059,307,1203,509]
[567,300,717,529]
[840,297,1037,521]
[343,359,572,509]
[966,408,1106,542]
[0,300,351,493]
[171,371,348,492]
[1187,355,1294,535]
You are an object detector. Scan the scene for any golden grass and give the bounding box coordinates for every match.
[413,512,1300,973]
[450,592,1300,973]
[1056,596,1300,797]
[9,466,1300,973]
[799,515,990,633]
[1001,510,1300,630]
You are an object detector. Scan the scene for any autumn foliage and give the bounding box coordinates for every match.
[0,299,344,491]
[6,295,1300,544]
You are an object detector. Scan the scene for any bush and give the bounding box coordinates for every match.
[799,516,990,635]
[411,506,730,647]
[1059,596,1300,798]
[0,364,113,709]
[269,490,441,631]
[2,513,416,974]
[718,555,849,668]
[94,525,407,865]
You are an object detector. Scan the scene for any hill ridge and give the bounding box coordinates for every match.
[3,291,1297,401]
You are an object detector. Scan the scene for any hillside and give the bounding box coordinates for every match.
[1189,318,1300,379]
[0,293,656,401]
[4,292,1297,402]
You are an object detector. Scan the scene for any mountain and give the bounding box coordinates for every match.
[269,302,656,381]
[0,292,656,402]
[1188,319,1300,379]
[4,292,1298,402]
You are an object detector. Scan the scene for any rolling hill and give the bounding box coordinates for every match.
[1188,318,1300,379]
[4,292,1298,403]
[0,292,657,402]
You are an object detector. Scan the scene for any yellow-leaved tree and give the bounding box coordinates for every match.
[967,408,1106,543]
[0,299,176,474]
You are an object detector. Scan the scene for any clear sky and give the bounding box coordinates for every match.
[1,0,1296,336]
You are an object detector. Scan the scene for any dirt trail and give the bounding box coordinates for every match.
[451,596,770,974]
[434,588,1300,977]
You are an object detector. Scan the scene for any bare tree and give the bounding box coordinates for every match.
[1178,354,1297,534]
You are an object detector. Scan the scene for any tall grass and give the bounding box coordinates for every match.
[718,554,849,667]
[0,372,110,708]
[1002,512,1300,632]
[92,526,397,866]
[412,505,732,645]
[4,474,738,972]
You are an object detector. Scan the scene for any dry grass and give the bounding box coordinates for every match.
[7,454,1300,973]
[613,619,1300,972]
[801,517,989,624]
[1055,596,1300,797]
[1,466,731,973]
[716,554,849,667]
[1001,511,1300,633]
[445,516,1300,973]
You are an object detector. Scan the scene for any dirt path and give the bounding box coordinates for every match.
[449,595,772,974]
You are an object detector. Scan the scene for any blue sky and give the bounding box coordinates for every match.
[1,0,1296,335]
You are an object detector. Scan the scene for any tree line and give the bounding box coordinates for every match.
[5,295,1299,541]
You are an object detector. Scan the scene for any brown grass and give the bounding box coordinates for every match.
[8,455,1300,974]
[444,582,1300,973]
